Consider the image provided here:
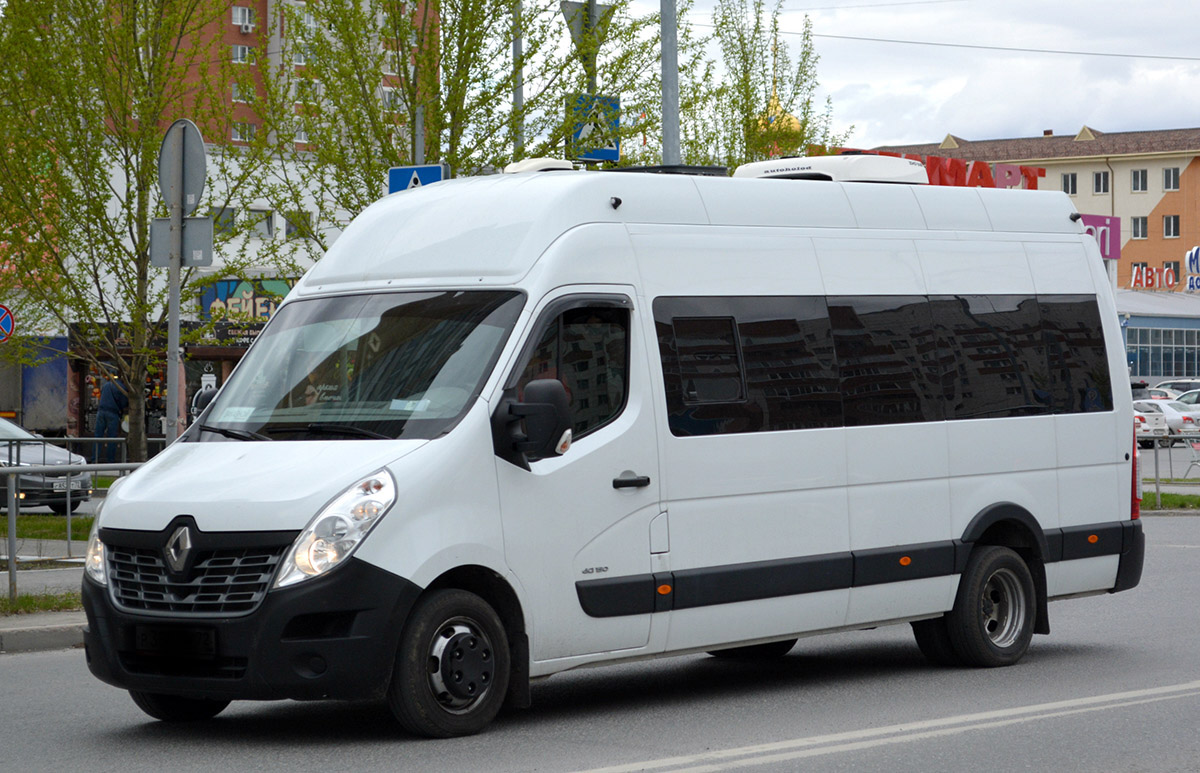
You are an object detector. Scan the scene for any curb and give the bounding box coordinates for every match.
[0,612,86,655]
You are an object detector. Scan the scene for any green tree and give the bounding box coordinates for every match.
[700,0,849,169]
[0,0,283,458]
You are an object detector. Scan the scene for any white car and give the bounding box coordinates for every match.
[1133,403,1169,448]
[1176,389,1200,405]
[1134,400,1199,445]
[1147,387,1180,400]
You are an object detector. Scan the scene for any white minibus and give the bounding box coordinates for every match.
[82,156,1144,737]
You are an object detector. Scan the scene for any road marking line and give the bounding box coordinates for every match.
[574,680,1200,773]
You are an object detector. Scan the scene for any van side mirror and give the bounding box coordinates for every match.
[492,379,572,470]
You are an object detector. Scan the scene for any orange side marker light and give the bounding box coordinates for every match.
[657,584,672,595]
[899,556,912,566]
[1088,534,1099,544]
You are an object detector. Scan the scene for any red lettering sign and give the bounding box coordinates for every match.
[836,149,1046,190]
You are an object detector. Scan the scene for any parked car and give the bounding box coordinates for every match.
[1133,400,1200,445]
[1177,389,1200,405]
[1134,403,1169,448]
[1147,387,1180,400]
[1154,379,1200,394]
[0,418,92,514]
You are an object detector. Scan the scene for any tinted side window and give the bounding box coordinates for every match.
[827,296,943,426]
[654,297,841,436]
[517,307,629,437]
[930,295,1053,419]
[1040,295,1113,412]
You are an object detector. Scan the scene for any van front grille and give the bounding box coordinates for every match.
[107,545,287,616]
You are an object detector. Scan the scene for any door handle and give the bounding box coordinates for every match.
[613,475,651,489]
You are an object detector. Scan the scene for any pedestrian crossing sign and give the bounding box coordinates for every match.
[569,94,620,163]
[387,163,450,194]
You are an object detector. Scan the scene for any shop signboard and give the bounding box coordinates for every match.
[1080,215,1120,261]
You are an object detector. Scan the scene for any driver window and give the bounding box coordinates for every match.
[516,306,629,438]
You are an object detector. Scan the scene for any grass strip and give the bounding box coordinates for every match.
[0,591,83,616]
[1140,493,1200,510]
[7,515,95,541]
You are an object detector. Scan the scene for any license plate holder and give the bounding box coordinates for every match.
[134,626,217,659]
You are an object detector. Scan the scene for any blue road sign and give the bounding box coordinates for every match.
[388,163,450,194]
[0,304,13,343]
[569,94,620,163]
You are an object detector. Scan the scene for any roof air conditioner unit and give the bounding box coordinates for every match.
[241,23,254,34]
[503,157,575,174]
[733,155,928,184]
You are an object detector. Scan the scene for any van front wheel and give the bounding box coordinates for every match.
[387,589,510,738]
[946,546,1035,667]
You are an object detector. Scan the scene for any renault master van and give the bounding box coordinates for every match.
[82,156,1144,737]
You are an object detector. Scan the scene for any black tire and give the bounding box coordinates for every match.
[129,691,230,721]
[910,617,961,666]
[387,589,510,738]
[945,546,1035,667]
[708,639,797,659]
[48,500,83,515]
[1137,440,1152,449]
[1158,437,1173,448]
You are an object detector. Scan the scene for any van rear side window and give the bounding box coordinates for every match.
[654,294,1112,437]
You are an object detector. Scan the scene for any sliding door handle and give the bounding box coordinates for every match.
[613,475,651,489]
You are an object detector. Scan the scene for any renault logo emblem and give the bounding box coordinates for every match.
[164,525,193,573]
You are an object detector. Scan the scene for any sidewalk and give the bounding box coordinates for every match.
[0,610,87,654]
[0,538,89,561]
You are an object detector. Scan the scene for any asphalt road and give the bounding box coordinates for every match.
[2,515,1197,772]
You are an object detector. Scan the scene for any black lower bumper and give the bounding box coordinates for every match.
[1111,519,1145,593]
[82,558,422,701]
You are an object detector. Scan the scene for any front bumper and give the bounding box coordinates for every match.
[82,557,421,701]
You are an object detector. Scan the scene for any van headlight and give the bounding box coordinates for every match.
[274,470,396,589]
[85,502,107,586]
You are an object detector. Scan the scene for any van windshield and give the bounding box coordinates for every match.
[199,290,524,441]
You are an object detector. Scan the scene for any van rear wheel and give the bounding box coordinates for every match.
[387,589,510,738]
[129,691,230,721]
[708,639,797,659]
[945,546,1035,667]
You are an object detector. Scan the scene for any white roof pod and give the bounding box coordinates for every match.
[733,154,929,184]
[503,157,575,174]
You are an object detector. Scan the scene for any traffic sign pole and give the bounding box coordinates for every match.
[165,123,184,442]
[157,119,207,443]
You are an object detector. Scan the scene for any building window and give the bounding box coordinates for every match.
[211,207,238,236]
[295,126,309,144]
[232,6,255,28]
[1132,216,1148,239]
[231,122,256,142]
[294,78,320,104]
[247,209,274,239]
[1061,173,1077,195]
[1093,170,1109,194]
[231,45,254,64]
[1165,167,1180,191]
[232,83,248,103]
[382,87,401,111]
[1165,261,1181,285]
[1165,215,1181,239]
[1132,169,1147,192]
[285,211,312,240]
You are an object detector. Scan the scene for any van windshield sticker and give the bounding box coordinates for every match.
[390,399,431,412]
[218,406,257,423]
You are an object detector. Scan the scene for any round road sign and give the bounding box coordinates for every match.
[0,304,14,343]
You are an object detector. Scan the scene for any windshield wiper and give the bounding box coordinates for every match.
[265,423,393,440]
[197,424,272,442]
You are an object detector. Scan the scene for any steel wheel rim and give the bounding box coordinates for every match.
[979,567,1026,649]
[426,616,494,714]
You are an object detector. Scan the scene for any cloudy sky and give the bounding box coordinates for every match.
[662,0,1200,149]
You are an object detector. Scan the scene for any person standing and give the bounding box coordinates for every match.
[94,372,128,463]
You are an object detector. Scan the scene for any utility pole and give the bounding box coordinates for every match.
[660,0,680,165]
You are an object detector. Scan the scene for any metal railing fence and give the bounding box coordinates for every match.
[4,456,142,603]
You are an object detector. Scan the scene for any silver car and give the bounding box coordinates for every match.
[0,418,93,514]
